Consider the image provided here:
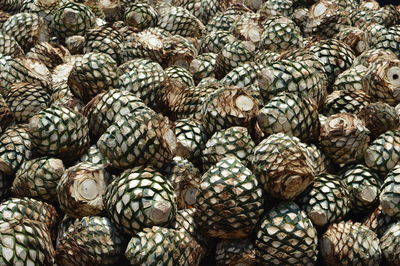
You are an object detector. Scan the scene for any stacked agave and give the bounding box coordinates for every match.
[0,0,399,265]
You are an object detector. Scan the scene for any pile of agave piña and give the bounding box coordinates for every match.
[0,0,399,265]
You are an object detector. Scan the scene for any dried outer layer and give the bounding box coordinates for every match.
[352,48,398,68]
[297,174,351,227]
[2,12,50,51]
[320,221,382,266]
[0,125,31,175]
[363,206,399,238]
[341,164,382,214]
[201,86,259,136]
[26,42,70,69]
[28,105,90,160]
[12,157,64,202]
[232,13,263,45]
[55,216,126,266]
[165,157,201,209]
[380,221,400,266]
[259,16,303,53]
[83,89,147,140]
[52,2,96,38]
[68,52,118,103]
[0,197,58,233]
[323,89,372,116]
[125,226,204,266]
[331,65,369,91]
[252,133,316,200]
[103,166,177,235]
[0,219,55,265]
[319,113,370,165]
[357,102,399,139]
[174,118,207,160]
[0,94,14,131]
[362,58,400,105]
[309,39,355,85]
[57,162,109,218]
[255,202,318,265]
[97,111,177,170]
[334,26,369,55]
[196,157,264,239]
[5,82,51,123]
[258,93,320,143]
[380,165,400,218]
[364,130,400,176]
[0,32,24,57]
[202,127,255,170]
[256,60,328,109]
[216,238,256,266]
[162,35,197,70]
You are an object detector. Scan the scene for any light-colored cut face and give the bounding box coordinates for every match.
[356,41,367,54]
[184,187,197,205]
[387,66,400,86]
[76,178,99,201]
[149,201,172,224]
[235,95,254,112]
[62,8,79,25]
[313,3,327,17]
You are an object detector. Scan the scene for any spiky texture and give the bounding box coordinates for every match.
[221,62,263,88]
[157,5,203,37]
[124,2,158,30]
[28,105,89,160]
[12,157,64,202]
[103,166,177,235]
[255,202,318,265]
[309,39,355,84]
[199,31,236,54]
[125,226,204,265]
[297,174,350,227]
[258,93,319,143]
[52,2,96,38]
[259,16,303,53]
[83,26,123,63]
[256,60,328,108]
[97,111,176,170]
[68,52,118,103]
[5,82,51,122]
[319,113,370,165]
[26,42,70,69]
[0,32,23,57]
[202,127,255,170]
[189,53,217,82]
[0,219,55,265]
[323,89,372,116]
[341,164,382,214]
[380,165,400,218]
[0,197,58,232]
[55,216,125,266]
[205,12,238,33]
[165,66,195,88]
[380,222,400,266]
[196,157,264,238]
[2,12,50,51]
[216,238,256,266]
[165,157,201,209]
[174,118,207,160]
[364,130,400,176]
[362,58,400,105]
[0,125,32,175]
[331,65,369,91]
[320,221,382,265]
[83,89,147,140]
[57,162,109,218]
[357,102,399,139]
[201,86,259,136]
[252,133,316,200]
[214,40,255,78]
